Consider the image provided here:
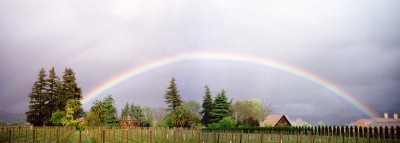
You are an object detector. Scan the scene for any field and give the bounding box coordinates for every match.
[1,126,399,143]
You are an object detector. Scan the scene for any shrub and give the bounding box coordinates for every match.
[218,117,235,128]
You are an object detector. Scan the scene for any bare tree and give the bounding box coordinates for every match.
[263,102,275,117]
[152,107,168,121]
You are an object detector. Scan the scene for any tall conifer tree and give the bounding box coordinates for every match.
[164,77,183,111]
[59,68,83,116]
[210,89,230,123]
[201,85,213,126]
[26,68,48,126]
[45,67,60,124]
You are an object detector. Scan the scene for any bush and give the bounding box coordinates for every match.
[155,120,169,127]
[219,117,235,128]
[208,123,220,129]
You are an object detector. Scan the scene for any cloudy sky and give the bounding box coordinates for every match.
[0,0,399,124]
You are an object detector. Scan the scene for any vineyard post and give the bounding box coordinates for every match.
[79,129,82,143]
[33,127,36,143]
[197,131,201,143]
[7,128,11,143]
[25,127,28,143]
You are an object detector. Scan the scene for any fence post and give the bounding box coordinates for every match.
[239,133,243,143]
[197,131,201,143]
[173,129,176,143]
[79,129,82,143]
[150,129,153,143]
[8,129,11,143]
[33,127,36,143]
[102,129,105,143]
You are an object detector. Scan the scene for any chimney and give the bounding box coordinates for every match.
[394,113,398,120]
[384,112,389,119]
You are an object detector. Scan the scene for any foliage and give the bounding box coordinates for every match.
[0,120,6,126]
[164,77,183,111]
[85,110,101,126]
[183,101,201,127]
[142,106,153,127]
[154,120,169,127]
[26,68,48,126]
[58,68,83,117]
[164,101,202,128]
[120,103,130,124]
[86,95,117,126]
[231,99,265,121]
[10,119,25,126]
[200,85,213,126]
[169,106,188,127]
[101,95,117,124]
[130,104,148,126]
[218,117,235,128]
[50,110,66,126]
[209,90,230,123]
[26,67,83,126]
[207,123,220,129]
[61,99,80,126]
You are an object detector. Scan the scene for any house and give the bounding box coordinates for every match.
[349,112,400,128]
[260,114,291,127]
[118,115,138,128]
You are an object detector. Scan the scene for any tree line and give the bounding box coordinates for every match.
[26,67,83,126]
[25,68,274,128]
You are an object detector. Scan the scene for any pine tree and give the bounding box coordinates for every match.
[101,95,117,125]
[59,68,83,116]
[130,104,147,126]
[201,85,213,126]
[45,67,61,125]
[26,68,48,126]
[121,102,130,124]
[210,90,231,123]
[164,77,183,111]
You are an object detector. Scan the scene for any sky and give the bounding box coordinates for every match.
[0,0,399,125]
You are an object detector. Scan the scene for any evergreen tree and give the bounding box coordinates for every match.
[101,95,117,125]
[87,95,117,125]
[164,77,183,111]
[26,68,48,126]
[201,85,213,126]
[130,104,148,126]
[59,68,83,116]
[210,90,230,123]
[121,102,130,124]
[45,67,61,125]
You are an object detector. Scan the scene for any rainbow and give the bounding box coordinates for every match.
[81,51,378,118]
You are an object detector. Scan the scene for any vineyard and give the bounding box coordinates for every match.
[1,126,399,143]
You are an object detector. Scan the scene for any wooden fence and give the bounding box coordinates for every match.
[1,126,399,143]
[0,126,74,143]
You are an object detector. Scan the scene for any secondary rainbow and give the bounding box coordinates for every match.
[81,51,378,118]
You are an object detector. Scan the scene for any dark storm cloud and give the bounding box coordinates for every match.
[0,0,399,124]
